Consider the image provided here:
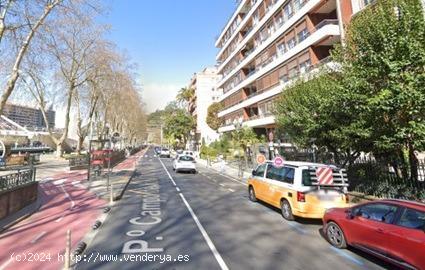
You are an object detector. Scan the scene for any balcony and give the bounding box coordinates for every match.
[218,20,340,101]
[218,114,276,133]
[217,0,326,88]
[218,56,334,118]
[217,0,322,73]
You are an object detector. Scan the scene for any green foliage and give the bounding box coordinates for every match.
[332,0,425,158]
[176,87,195,106]
[206,102,224,130]
[200,144,218,159]
[163,108,195,147]
[275,0,425,169]
[275,73,368,164]
[231,127,260,150]
[209,133,231,156]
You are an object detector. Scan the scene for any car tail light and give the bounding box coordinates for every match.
[297,192,305,202]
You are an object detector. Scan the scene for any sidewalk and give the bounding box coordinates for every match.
[0,149,146,270]
[196,158,252,183]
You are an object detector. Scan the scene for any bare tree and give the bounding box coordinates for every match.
[0,0,65,115]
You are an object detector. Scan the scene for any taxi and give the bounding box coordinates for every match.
[247,160,350,220]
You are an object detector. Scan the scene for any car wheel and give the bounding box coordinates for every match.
[281,200,294,221]
[248,186,257,202]
[326,222,347,249]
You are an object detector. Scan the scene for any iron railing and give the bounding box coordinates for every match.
[0,168,36,192]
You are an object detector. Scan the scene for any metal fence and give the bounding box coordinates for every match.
[347,158,425,200]
[0,168,36,192]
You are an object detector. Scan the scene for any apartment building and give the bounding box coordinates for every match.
[214,0,371,139]
[3,103,55,131]
[187,67,222,149]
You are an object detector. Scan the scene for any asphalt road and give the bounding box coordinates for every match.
[76,148,393,270]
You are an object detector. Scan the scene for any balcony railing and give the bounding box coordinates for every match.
[220,56,332,112]
[314,19,339,30]
[220,17,339,91]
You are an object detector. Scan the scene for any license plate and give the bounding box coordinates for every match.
[316,194,336,201]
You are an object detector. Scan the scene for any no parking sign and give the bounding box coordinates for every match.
[273,156,284,167]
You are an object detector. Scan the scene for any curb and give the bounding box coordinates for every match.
[67,148,148,269]
[113,148,148,201]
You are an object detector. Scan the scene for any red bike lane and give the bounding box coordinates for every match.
[0,170,106,270]
[0,149,146,270]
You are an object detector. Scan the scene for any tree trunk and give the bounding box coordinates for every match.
[0,0,62,115]
[56,142,63,157]
[408,142,418,180]
[76,136,84,154]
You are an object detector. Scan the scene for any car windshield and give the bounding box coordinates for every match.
[179,156,194,161]
[162,148,168,151]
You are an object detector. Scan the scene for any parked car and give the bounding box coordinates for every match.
[323,199,425,270]
[173,155,197,173]
[160,148,170,158]
[154,146,161,155]
[247,161,349,220]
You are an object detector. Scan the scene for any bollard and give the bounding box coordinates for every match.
[64,229,71,269]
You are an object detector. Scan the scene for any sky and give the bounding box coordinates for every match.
[103,0,237,113]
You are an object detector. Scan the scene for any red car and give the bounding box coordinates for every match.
[323,199,425,270]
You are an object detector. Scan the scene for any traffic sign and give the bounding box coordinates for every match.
[273,156,284,167]
[256,154,266,165]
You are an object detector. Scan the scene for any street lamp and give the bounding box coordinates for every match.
[233,118,243,178]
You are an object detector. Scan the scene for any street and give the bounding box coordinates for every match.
[76,148,392,270]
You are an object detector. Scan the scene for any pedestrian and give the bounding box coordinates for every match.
[219,154,225,174]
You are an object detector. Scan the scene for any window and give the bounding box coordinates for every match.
[288,38,296,49]
[283,4,293,20]
[266,164,295,184]
[396,208,425,230]
[299,59,311,73]
[294,0,307,10]
[357,203,398,224]
[302,170,313,186]
[179,156,194,162]
[297,28,309,42]
[277,43,286,55]
[254,164,267,177]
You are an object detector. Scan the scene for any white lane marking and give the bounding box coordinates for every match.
[53,179,66,185]
[158,158,229,270]
[176,187,181,192]
[219,183,225,187]
[55,214,65,223]
[179,193,229,270]
[228,188,235,192]
[30,231,47,244]
[0,257,13,270]
[60,185,75,209]
[159,159,177,186]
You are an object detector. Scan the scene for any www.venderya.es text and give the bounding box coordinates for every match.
[73,253,190,264]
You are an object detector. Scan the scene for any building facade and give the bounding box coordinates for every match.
[3,104,55,131]
[214,0,373,139]
[187,67,222,149]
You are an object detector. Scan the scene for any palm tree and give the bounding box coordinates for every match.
[176,87,195,111]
